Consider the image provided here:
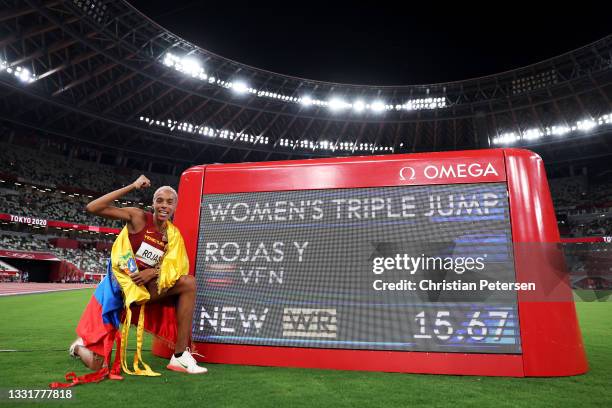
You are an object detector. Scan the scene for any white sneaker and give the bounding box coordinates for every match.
[69,337,104,370]
[167,348,208,374]
[69,337,84,358]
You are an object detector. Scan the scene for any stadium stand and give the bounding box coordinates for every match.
[0,184,121,228]
[549,175,612,237]
[0,231,109,280]
[0,141,178,202]
[3,141,611,237]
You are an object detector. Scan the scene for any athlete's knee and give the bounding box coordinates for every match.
[178,275,196,292]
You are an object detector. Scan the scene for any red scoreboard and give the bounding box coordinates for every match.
[153,148,588,377]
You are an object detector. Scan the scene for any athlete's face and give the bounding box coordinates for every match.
[153,189,177,223]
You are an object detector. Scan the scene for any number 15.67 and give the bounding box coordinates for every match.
[414,310,509,341]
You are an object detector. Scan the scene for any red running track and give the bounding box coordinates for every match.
[0,283,96,297]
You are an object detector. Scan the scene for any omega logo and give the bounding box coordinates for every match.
[399,166,416,181]
[399,163,499,181]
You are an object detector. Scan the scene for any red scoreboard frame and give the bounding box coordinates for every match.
[153,148,588,377]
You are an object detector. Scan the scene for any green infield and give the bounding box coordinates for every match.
[0,289,610,408]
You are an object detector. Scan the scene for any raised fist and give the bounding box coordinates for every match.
[132,175,151,190]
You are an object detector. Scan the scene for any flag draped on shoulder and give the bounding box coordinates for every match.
[50,219,189,388]
[112,222,189,376]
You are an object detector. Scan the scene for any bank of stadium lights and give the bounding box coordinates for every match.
[371,101,386,113]
[161,52,447,114]
[299,96,442,113]
[163,53,207,80]
[576,119,597,131]
[0,60,36,83]
[396,98,446,111]
[141,115,396,152]
[139,116,269,146]
[278,138,394,153]
[231,81,249,94]
[329,98,351,111]
[491,113,612,145]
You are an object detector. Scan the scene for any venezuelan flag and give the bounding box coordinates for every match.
[77,261,123,355]
[50,262,124,387]
[50,220,189,388]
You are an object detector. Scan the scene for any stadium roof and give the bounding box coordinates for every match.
[129,2,611,86]
[0,0,610,169]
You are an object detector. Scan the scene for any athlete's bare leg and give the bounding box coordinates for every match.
[146,275,196,352]
[70,339,104,371]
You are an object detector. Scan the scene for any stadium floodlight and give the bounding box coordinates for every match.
[371,101,385,112]
[17,67,31,82]
[4,65,36,83]
[493,132,519,145]
[548,125,571,136]
[163,53,207,78]
[179,57,203,77]
[232,81,249,94]
[300,96,313,106]
[522,128,543,140]
[576,119,596,131]
[353,100,365,112]
[329,98,349,111]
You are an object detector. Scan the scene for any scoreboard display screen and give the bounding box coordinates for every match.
[162,148,588,377]
[194,183,521,353]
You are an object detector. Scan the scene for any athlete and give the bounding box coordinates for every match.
[69,175,206,375]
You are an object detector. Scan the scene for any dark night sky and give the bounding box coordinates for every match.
[128,1,610,86]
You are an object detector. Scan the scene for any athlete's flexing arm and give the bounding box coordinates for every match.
[86,175,155,285]
[85,175,149,234]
